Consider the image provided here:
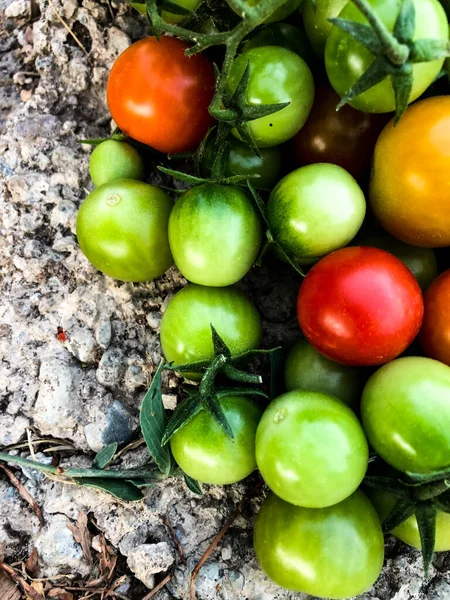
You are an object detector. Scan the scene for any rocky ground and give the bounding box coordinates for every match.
[1,1,450,598]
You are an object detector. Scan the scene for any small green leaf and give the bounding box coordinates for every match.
[382,497,416,533]
[416,502,436,577]
[410,39,450,63]
[222,364,262,385]
[246,180,269,225]
[240,101,290,122]
[162,393,203,445]
[328,18,383,55]
[391,63,413,123]
[161,0,194,16]
[214,387,269,401]
[79,137,109,146]
[273,242,305,277]
[364,476,410,498]
[337,56,392,110]
[127,479,158,488]
[235,121,262,158]
[93,442,118,469]
[158,166,208,185]
[74,478,144,501]
[165,359,210,374]
[433,492,450,514]
[393,0,415,44]
[184,474,203,495]
[130,2,147,15]
[233,346,283,363]
[140,360,172,476]
[211,325,232,358]
[205,393,234,440]
[406,467,450,484]
[230,60,251,108]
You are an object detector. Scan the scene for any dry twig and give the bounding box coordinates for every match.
[47,0,88,55]
[141,573,172,600]
[159,515,186,565]
[0,561,45,600]
[0,464,44,526]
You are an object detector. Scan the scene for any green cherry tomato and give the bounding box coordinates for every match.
[303,0,348,55]
[267,164,366,261]
[242,23,313,63]
[170,395,262,485]
[228,46,315,148]
[160,284,262,377]
[325,0,448,113]
[168,184,262,286]
[89,140,145,187]
[361,357,450,474]
[228,0,303,24]
[254,490,384,598]
[284,339,365,409]
[76,180,173,282]
[202,140,282,190]
[256,390,369,507]
[370,489,450,552]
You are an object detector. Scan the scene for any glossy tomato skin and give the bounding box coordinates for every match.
[256,390,368,507]
[292,85,388,181]
[297,247,424,366]
[170,395,261,484]
[107,37,215,154]
[227,46,314,147]
[302,0,349,55]
[76,180,173,282]
[325,0,448,113]
[168,184,262,286]
[361,356,450,473]
[370,97,450,247]
[254,490,384,598]
[242,23,313,63]
[284,339,365,409]
[160,284,262,374]
[420,271,450,366]
[370,489,450,551]
[89,140,144,187]
[228,0,303,23]
[267,164,366,260]
[355,232,438,291]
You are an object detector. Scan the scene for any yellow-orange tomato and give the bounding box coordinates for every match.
[370,96,450,247]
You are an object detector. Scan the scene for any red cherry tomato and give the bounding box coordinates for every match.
[420,270,450,366]
[297,247,424,366]
[107,36,215,154]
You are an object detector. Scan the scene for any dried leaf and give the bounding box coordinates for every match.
[0,571,20,600]
[29,581,45,598]
[67,513,92,566]
[25,548,39,578]
[47,589,74,600]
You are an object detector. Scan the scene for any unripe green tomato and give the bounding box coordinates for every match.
[254,490,384,598]
[256,390,369,507]
[242,23,313,64]
[89,140,145,187]
[76,180,173,282]
[168,183,263,286]
[284,339,365,408]
[267,163,366,260]
[162,0,202,23]
[227,0,303,24]
[302,0,348,55]
[228,46,315,148]
[170,395,262,484]
[202,139,282,190]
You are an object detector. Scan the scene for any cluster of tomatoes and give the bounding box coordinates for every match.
[74,0,450,597]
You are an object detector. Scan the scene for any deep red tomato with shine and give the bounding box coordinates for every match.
[420,270,450,367]
[297,247,424,366]
[107,36,215,154]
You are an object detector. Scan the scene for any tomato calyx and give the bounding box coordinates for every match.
[365,465,450,575]
[330,0,450,121]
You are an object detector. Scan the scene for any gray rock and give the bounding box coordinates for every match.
[0,414,30,445]
[127,542,175,589]
[96,347,126,388]
[84,399,136,452]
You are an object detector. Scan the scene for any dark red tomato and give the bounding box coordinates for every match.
[292,85,387,181]
[297,247,424,366]
[107,36,215,154]
[420,270,450,366]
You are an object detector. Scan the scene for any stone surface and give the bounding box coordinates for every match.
[127,542,175,588]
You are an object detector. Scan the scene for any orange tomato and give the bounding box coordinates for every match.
[370,96,450,247]
[107,36,215,154]
[420,270,450,366]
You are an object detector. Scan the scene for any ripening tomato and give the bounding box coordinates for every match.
[254,491,384,598]
[361,356,450,474]
[256,390,368,507]
[325,0,448,113]
[107,36,215,154]
[89,140,145,187]
[297,247,424,366]
[302,0,349,55]
[420,270,450,366]
[292,85,388,181]
[370,97,450,247]
[170,395,261,485]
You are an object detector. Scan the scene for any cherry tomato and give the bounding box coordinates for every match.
[325,0,448,113]
[370,97,450,247]
[292,85,387,181]
[201,139,282,190]
[256,390,368,507]
[302,0,349,55]
[107,36,215,154]
[297,247,424,366]
[361,356,450,474]
[420,270,450,367]
[267,164,366,261]
[370,489,450,552]
[89,140,144,187]
[284,339,365,408]
[168,183,262,287]
[227,46,315,147]
[228,0,303,23]
[76,180,173,282]
[254,490,384,598]
[355,232,438,291]
[242,23,313,63]
[160,284,262,376]
[170,395,261,484]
